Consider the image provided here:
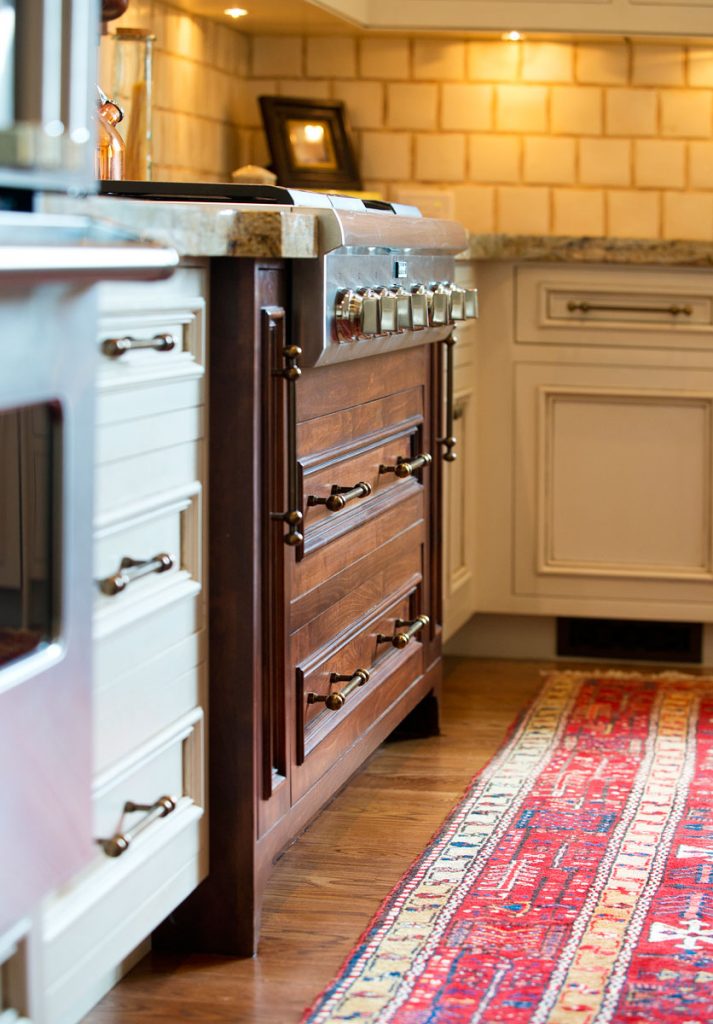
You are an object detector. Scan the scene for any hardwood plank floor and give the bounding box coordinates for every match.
[80,656,690,1024]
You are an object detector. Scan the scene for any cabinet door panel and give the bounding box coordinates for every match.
[514,362,713,609]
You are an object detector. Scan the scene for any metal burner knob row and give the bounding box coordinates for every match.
[335,282,478,342]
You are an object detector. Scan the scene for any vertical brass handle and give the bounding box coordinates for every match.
[307,668,370,711]
[440,329,457,463]
[377,614,429,649]
[97,795,176,857]
[267,307,304,548]
[99,552,174,596]
[379,453,432,479]
[307,481,372,512]
[102,333,176,358]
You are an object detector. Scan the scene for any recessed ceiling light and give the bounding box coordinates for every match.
[224,7,248,17]
[502,30,524,41]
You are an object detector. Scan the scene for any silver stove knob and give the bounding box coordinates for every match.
[464,288,479,319]
[448,284,467,322]
[393,285,413,331]
[360,287,380,336]
[335,287,380,341]
[410,284,431,328]
[430,282,451,326]
[376,287,401,334]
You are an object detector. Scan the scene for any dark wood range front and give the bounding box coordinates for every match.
[159,256,448,956]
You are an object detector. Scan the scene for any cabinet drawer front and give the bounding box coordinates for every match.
[94,632,206,773]
[516,265,713,349]
[95,440,201,517]
[97,377,204,431]
[96,404,204,469]
[293,492,423,602]
[42,714,206,1024]
[297,386,423,457]
[94,491,201,621]
[302,426,429,551]
[296,583,426,754]
[293,631,422,801]
[97,267,206,386]
[291,521,424,637]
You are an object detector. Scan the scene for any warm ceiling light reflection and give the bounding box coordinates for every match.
[502,30,524,41]
[224,7,248,17]
[303,124,325,143]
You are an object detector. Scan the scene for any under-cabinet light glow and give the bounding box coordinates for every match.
[224,7,248,18]
[502,30,524,41]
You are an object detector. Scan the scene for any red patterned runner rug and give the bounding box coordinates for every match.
[301,671,713,1024]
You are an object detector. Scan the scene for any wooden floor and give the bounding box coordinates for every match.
[80,656,662,1024]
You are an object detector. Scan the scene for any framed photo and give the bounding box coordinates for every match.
[259,96,362,192]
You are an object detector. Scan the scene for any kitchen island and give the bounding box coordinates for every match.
[38,192,464,1024]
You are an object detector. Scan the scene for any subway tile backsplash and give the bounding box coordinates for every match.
[102,10,713,239]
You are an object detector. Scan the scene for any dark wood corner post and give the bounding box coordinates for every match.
[154,259,286,956]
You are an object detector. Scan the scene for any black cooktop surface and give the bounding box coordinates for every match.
[99,180,301,204]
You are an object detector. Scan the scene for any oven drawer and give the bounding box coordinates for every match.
[293,491,424,606]
[293,583,426,800]
[42,710,206,1024]
[297,384,424,458]
[301,424,431,553]
[515,265,713,350]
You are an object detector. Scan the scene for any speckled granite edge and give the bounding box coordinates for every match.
[39,194,318,259]
[464,234,713,266]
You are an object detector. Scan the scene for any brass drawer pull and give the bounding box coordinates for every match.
[102,332,176,358]
[379,453,432,479]
[97,795,177,857]
[99,552,174,596]
[566,300,692,317]
[307,668,370,711]
[377,614,429,649]
[307,481,372,512]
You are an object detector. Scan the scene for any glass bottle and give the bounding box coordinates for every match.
[95,88,125,181]
[112,28,155,181]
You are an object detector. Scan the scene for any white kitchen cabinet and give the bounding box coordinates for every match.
[473,260,713,625]
[36,264,209,1024]
[443,264,479,642]
[310,0,713,36]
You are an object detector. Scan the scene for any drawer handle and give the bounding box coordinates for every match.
[377,614,429,650]
[307,668,370,711]
[99,552,174,596]
[266,307,304,549]
[307,481,372,512]
[440,330,457,463]
[566,300,692,317]
[97,795,176,858]
[102,332,177,358]
[379,453,432,479]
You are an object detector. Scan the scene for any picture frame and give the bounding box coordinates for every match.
[259,96,362,192]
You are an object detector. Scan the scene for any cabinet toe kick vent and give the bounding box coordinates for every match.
[556,617,703,664]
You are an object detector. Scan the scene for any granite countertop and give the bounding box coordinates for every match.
[36,194,713,267]
[40,194,318,259]
[464,234,713,266]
